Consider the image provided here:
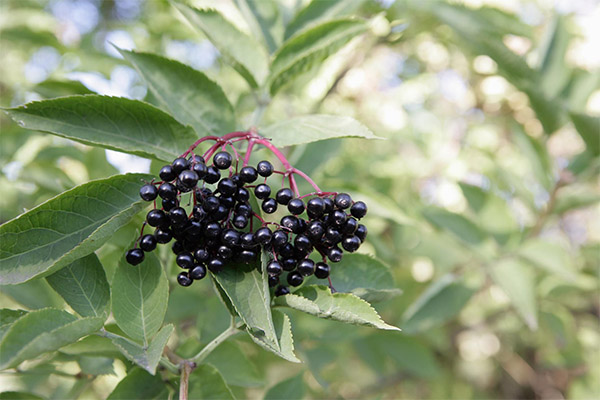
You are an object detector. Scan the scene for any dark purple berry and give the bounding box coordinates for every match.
[334,193,352,210]
[255,227,272,245]
[191,155,205,164]
[236,187,250,202]
[275,285,289,296]
[125,249,144,265]
[177,272,193,286]
[172,157,190,174]
[307,221,325,241]
[159,165,176,181]
[287,198,305,215]
[254,184,271,200]
[155,228,172,244]
[193,204,207,220]
[281,215,300,233]
[217,178,236,196]
[139,234,157,252]
[323,198,334,213]
[204,166,221,184]
[190,265,207,280]
[233,215,248,229]
[194,248,210,263]
[202,196,220,213]
[342,235,361,252]
[192,162,207,178]
[239,250,257,263]
[294,235,312,253]
[306,197,325,218]
[276,188,294,205]
[267,260,282,276]
[268,275,279,287]
[235,203,252,217]
[355,224,367,242]
[147,209,167,227]
[204,222,221,238]
[212,205,228,221]
[327,246,343,263]
[279,243,295,259]
[325,227,342,243]
[257,160,273,177]
[331,210,347,226]
[281,258,297,271]
[139,184,158,201]
[298,259,315,276]
[314,262,330,279]
[221,229,240,247]
[342,217,358,235]
[162,198,178,211]
[272,230,288,247]
[217,245,233,260]
[169,207,188,225]
[176,252,194,269]
[179,170,199,188]
[287,271,303,287]
[219,196,235,209]
[350,201,367,219]
[208,258,224,273]
[240,232,256,249]
[239,166,258,183]
[172,241,184,254]
[262,198,277,214]
[213,151,233,169]
[158,182,177,200]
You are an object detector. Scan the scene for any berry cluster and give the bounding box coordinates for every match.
[125,131,368,295]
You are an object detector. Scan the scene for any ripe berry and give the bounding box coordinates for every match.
[324,227,342,243]
[217,178,236,196]
[172,241,184,254]
[158,182,177,200]
[233,215,248,229]
[267,260,282,276]
[331,210,347,226]
[294,235,312,253]
[307,197,325,218]
[314,262,330,279]
[262,198,277,214]
[190,265,207,280]
[140,234,157,252]
[147,209,167,227]
[231,174,243,187]
[334,193,352,209]
[204,166,221,184]
[287,271,303,287]
[297,259,315,276]
[204,222,221,238]
[236,203,252,217]
[195,248,210,263]
[192,162,207,178]
[155,228,172,244]
[162,198,178,211]
[221,229,240,247]
[219,196,235,209]
[355,224,368,242]
[254,184,271,200]
[350,201,367,219]
[212,205,228,220]
[177,272,193,287]
[208,258,224,273]
[191,155,205,164]
[240,232,256,249]
[255,227,272,245]
[275,286,290,296]
[202,196,220,213]
[279,243,295,259]
[281,215,300,233]
[323,198,334,213]
[276,188,294,205]
[236,187,250,202]
[139,184,158,201]
[169,207,188,225]
[126,249,144,265]
[179,170,199,188]
[327,246,343,263]
[281,258,297,271]
[176,252,194,269]
[342,235,361,252]
[268,275,279,287]
[172,157,190,174]
[217,245,233,260]
[342,217,358,235]
[272,230,288,247]
[257,160,273,177]
[287,198,305,215]
[239,166,258,183]
[213,151,233,169]
[307,221,325,241]
[192,205,207,221]
[159,165,176,181]
[239,250,256,263]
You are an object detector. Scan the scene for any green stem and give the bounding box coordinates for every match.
[189,321,239,364]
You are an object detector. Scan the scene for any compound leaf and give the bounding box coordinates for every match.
[188,365,235,400]
[107,367,168,400]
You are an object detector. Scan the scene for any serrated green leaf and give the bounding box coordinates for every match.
[188,364,236,400]
[261,114,380,148]
[111,252,169,343]
[46,253,110,318]
[246,309,300,363]
[119,49,235,136]
[107,367,168,400]
[107,324,174,375]
[173,3,268,88]
[0,173,151,285]
[401,274,475,334]
[205,341,264,387]
[570,112,600,156]
[264,373,305,400]
[0,279,64,309]
[0,308,103,369]
[234,0,283,54]
[305,254,402,302]
[422,207,487,245]
[489,258,538,330]
[0,309,27,342]
[270,19,366,95]
[59,335,122,359]
[275,285,400,331]
[33,79,94,98]
[2,96,197,162]
[518,239,576,281]
[213,256,278,350]
[78,356,115,376]
[284,0,366,39]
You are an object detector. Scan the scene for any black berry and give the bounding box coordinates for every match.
[139,184,158,201]
[287,271,303,287]
[158,182,177,200]
[204,166,221,184]
[126,249,144,265]
[350,201,367,219]
[159,165,176,181]
[275,285,290,296]
[239,166,258,183]
[297,259,315,276]
[190,265,207,280]
[177,272,193,287]
[179,170,199,188]
[176,252,194,269]
[276,188,294,205]
[287,198,305,215]
[147,209,167,227]
[262,198,278,214]
[172,157,190,174]
[254,184,271,200]
[314,262,330,279]
[355,224,367,242]
[334,193,352,209]
[213,151,233,169]
[267,260,282,275]
[257,160,273,177]
[140,234,157,252]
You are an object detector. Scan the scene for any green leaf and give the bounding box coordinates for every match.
[570,112,600,156]
[250,309,300,363]
[489,259,538,330]
[59,335,122,359]
[305,254,402,302]
[234,0,283,54]
[264,373,305,400]
[172,4,269,88]
[401,274,475,334]
[78,356,115,376]
[107,324,174,375]
[46,253,110,318]
[261,114,380,148]
[518,239,576,281]
[422,207,487,245]
[0,308,103,369]
[0,279,64,309]
[2,96,197,162]
[538,16,571,98]
[284,0,366,39]
[512,125,553,189]
[212,257,278,351]
[107,367,168,400]
[0,173,150,285]
[119,49,235,136]
[111,252,169,343]
[0,392,44,400]
[275,285,400,331]
[270,19,366,95]
[554,186,600,214]
[0,309,27,342]
[33,79,94,98]
[188,364,235,400]
[205,341,263,387]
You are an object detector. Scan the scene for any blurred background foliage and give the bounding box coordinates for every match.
[0,0,599,399]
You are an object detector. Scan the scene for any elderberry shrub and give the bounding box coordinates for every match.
[125,135,368,295]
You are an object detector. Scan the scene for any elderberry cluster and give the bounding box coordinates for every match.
[125,139,368,295]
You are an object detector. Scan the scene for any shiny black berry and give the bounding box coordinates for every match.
[162,198,178,212]
[172,241,184,254]
[217,178,236,196]
[342,235,361,252]
[236,203,252,217]
[268,275,279,287]
[342,217,358,235]
[217,245,233,260]
[239,250,256,263]
[276,188,294,205]
[314,262,330,279]
[213,151,233,169]
[176,252,194,269]
[272,230,288,247]
[172,157,190,174]
[297,259,315,276]
[139,234,157,252]
[179,170,199,188]
[240,232,256,249]
[294,235,311,253]
[236,187,250,202]
[287,198,305,215]
[169,207,188,225]
[190,265,207,280]
[208,258,224,273]
[355,224,367,242]
[254,184,271,200]
[177,272,193,287]
[233,215,248,229]
[139,184,158,201]
[350,201,367,219]
[331,210,347,226]
[194,248,210,263]
[239,166,258,183]
[126,248,144,265]
[327,246,343,263]
[257,160,273,177]
[262,198,277,214]
[281,258,297,271]
[307,221,325,241]
[159,165,176,181]
[287,271,304,287]
[255,227,272,245]
[202,196,220,213]
[221,229,240,247]
[306,197,325,218]
[147,209,167,227]
[158,182,177,200]
[204,222,221,238]
[267,260,282,276]
[334,193,352,209]
[275,285,290,296]
[192,162,207,178]
[204,166,221,184]
[155,228,172,244]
